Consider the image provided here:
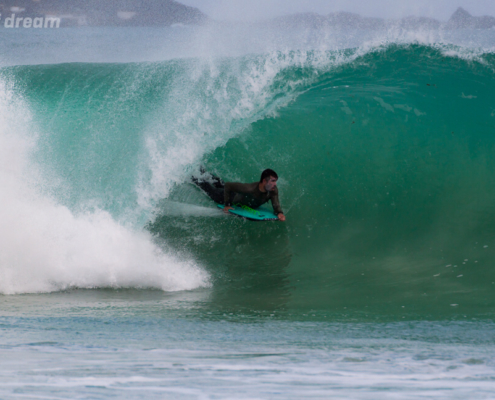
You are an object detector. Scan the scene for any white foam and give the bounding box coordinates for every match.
[0,80,210,295]
[157,201,223,218]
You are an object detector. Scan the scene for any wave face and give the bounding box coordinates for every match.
[2,41,495,316]
[151,44,495,317]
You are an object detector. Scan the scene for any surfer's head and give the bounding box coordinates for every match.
[260,169,278,191]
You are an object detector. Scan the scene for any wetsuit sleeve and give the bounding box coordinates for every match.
[224,182,253,206]
[271,191,283,215]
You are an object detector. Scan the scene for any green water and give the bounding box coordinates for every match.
[3,44,494,316]
[148,45,495,318]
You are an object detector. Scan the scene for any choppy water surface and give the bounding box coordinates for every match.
[1,292,495,399]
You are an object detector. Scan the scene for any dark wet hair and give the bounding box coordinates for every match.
[260,169,278,183]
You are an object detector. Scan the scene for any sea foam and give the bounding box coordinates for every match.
[0,80,210,295]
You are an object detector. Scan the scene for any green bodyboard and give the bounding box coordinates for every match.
[217,204,279,221]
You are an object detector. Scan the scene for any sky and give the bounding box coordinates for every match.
[179,0,495,22]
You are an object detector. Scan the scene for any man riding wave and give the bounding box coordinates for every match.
[192,168,286,221]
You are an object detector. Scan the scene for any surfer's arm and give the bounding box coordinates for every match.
[271,193,285,221]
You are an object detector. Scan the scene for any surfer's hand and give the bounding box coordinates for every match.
[278,213,286,221]
[223,206,234,213]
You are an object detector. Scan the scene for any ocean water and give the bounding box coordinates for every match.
[1,25,495,398]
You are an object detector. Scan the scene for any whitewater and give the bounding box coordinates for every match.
[1,22,495,399]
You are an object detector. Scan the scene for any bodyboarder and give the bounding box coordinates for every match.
[192,168,286,221]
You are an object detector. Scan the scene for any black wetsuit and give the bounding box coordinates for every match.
[192,175,283,215]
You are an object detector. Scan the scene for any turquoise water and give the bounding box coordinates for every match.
[1,27,495,398]
[2,292,495,399]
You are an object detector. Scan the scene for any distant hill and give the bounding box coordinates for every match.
[326,12,385,30]
[396,16,441,30]
[268,7,494,31]
[0,0,208,27]
[1,3,494,30]
[445,7,495,29]
[271,12,384,30]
